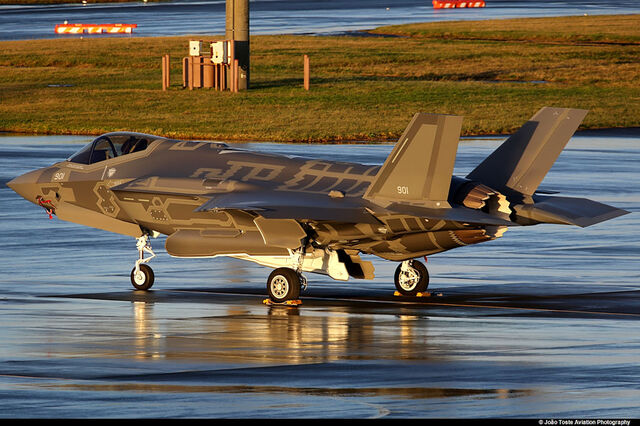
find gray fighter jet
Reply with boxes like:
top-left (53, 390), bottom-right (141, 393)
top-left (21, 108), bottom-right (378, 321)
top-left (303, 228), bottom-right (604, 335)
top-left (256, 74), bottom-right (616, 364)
top-left (7, 107), bottom-right (629, 303)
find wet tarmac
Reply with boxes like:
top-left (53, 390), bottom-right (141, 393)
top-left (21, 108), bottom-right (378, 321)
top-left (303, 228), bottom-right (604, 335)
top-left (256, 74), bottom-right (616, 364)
top-left (1, 0), bottom-right (640, 41)
top-left (0, 131), bottom-right (639, 418)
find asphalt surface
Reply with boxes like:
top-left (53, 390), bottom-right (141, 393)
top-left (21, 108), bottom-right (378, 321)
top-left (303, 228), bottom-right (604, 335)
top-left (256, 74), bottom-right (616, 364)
top-left (0, 132), bottom-right (638, 418)
top-left (1, 0), bottom-right (640, 41)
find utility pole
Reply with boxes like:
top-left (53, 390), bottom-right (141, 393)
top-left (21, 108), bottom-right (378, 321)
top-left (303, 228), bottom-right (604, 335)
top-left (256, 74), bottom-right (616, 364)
top-left (226, 0), bottom-right (249, 90)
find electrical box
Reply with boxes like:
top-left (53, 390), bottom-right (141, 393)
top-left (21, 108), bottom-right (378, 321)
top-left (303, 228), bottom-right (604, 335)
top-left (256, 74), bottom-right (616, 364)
top-left (189, 40), bottom-right (203, 56)
top-left (210, 41), bottom-right (228, 64)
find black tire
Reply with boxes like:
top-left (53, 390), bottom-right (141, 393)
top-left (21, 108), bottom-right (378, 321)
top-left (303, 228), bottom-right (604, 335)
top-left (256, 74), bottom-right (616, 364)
top-left (131, 264), bottom-right (154, 291)
top-left (267, 268), bottom-right (301, 303)
top-left (394, 260), bottom-right (429, 296)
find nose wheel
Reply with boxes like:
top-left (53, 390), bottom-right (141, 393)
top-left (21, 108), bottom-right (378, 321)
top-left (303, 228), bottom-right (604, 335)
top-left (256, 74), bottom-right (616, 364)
top-left (131, 263), bottom-right (155, 290)
top-left (130, 235), bottom-right (156, 291)
top-left (394, 259), bottom-right (429, 296)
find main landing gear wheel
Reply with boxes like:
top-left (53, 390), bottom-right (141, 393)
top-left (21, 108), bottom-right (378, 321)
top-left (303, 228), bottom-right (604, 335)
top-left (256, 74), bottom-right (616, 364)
top-left (267, 268), bottom-right (301, 303)
top-left (394, 260), bottom-right (429, 296)
top-left (131, 263), bottom-right (155, 290)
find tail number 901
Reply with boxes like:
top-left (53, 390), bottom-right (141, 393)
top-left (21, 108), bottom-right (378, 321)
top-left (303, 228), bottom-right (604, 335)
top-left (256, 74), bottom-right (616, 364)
top-left (397, 185), bottom-right (409, 195)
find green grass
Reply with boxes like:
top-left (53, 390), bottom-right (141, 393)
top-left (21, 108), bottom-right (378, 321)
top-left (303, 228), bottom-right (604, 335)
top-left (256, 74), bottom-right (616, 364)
top-left (370, 14), bottom-right (640, 45)
top-left (0, 14), bottom-right (639, 142)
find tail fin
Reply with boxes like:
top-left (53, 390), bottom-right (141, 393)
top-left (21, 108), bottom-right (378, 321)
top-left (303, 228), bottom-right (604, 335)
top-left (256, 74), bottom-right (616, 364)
top-left (467, 107), bottom-right (588, 196)
top-left (364, 113), bottom-right (463, 209)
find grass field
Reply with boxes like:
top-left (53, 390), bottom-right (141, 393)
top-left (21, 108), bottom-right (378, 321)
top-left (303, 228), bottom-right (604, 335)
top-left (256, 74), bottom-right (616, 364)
top-left (0, 14), bottom-right (638, 141)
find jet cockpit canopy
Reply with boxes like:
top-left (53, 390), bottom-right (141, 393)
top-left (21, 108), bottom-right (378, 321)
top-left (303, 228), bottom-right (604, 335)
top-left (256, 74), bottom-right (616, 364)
top-left (68, 132), bottom-right (162, 164)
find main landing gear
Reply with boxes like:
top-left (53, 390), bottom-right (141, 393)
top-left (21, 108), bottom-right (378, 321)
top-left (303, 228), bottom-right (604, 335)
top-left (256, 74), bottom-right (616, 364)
top-left (265, 247), bottom-right (307, 305)
top-left (394, 259), bottom-right (429, 296)
top-left (126, 236), bottom-right (431, 301)
top-left (266, 268), bottom-right (304, 303)
top-left (130, 235), bottom-right (156, 291)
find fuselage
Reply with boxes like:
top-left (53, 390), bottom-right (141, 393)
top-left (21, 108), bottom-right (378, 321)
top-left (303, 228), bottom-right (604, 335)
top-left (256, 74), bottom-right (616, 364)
top-left (8, 132), bottom-right (505, 264)
top-left (8, 108), bottom-right (629, 301)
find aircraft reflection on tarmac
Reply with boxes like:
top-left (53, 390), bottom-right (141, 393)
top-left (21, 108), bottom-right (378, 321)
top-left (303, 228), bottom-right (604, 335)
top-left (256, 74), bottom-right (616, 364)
top-left (51, 283), bottom-right (640, 367)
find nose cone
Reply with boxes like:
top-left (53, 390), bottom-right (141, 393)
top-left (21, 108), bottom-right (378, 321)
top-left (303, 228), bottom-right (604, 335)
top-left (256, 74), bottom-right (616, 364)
top-left (7, 169), bottom-right (43, 204)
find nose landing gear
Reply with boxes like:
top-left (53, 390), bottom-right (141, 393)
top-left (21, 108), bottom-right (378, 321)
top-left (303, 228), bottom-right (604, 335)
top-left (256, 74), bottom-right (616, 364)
top-left (130, 235), bottom-right (156, 290)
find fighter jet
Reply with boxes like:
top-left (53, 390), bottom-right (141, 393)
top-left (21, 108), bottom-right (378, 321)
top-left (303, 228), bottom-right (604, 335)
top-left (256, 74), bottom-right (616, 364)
top-left (7, 107), bottom-right (629, 303)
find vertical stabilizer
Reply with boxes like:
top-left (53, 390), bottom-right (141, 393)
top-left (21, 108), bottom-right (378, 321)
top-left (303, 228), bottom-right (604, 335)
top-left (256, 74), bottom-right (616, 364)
top-left (364, 113), bottom-right (463, 208)
top-left (467, 107), bottom-right (588, 196)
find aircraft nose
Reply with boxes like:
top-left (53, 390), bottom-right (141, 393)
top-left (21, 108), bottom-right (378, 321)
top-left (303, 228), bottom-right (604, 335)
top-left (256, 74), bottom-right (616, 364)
top-left (7, 169), bottom-right (43, 204)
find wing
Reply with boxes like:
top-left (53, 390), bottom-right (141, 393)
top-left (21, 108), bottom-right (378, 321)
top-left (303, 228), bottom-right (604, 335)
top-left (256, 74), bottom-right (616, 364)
top-left (197, 190), bottom-right (514, 227)
top-left (112, 177), bottom-right (513, 227)
top-left (194, 190), bottom-right (381, 224)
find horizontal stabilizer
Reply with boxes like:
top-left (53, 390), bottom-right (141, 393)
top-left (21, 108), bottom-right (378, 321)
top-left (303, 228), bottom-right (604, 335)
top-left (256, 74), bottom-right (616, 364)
top-left (467, 107), bottom-right (588, 196)
top-left (514, 195), bottom-right (630, 227)
top-left (365, 113), bottom-right (463, 208)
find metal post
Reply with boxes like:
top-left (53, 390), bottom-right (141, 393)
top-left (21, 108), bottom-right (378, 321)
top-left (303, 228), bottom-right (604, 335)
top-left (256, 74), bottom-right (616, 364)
top-left (162, 55), bottom-right (167, 91)
top-left (226, 0), bottom-right (249, 90)
top-left (229, 40), bottom-right (235, 92)
top-left (304, 54), bottom-right (310, 91)
top-left (183, 57), bottom-right (188, 88)
top-left (220, 64), bottom-right (226, 91)
top-left (188, 56), bottom-right (194, 90)
top-left (233, 59), bottom-right (239, 93)
top-left (164, 54), bottom-right (170, 90)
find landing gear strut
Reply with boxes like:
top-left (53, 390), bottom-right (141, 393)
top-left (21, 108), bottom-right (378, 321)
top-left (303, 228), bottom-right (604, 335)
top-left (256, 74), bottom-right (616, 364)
top-left (394, 259), bottom-right (429, 296)
top-left (131, 235), bottom-right (156, 290)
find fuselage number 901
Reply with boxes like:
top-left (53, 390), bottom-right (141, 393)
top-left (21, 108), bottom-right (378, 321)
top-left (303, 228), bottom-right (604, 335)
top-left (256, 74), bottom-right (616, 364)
top-left (397, 185), bottom-right (409, 195)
